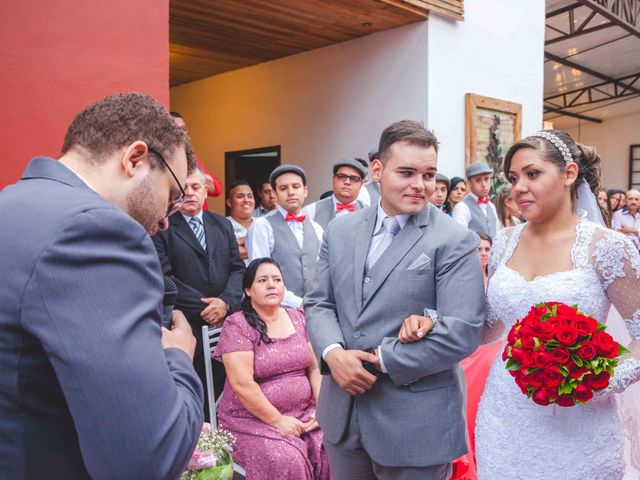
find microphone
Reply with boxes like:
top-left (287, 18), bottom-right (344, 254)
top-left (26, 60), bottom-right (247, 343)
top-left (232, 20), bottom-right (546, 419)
top-left (162, 276), bottom-right (178, 329)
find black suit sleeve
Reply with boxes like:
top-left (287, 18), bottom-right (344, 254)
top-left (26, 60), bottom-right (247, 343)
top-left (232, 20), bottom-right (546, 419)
top-left (152, 230), bottom-right (206, 312)
top-left (217, 218), bottom-right (245, 312)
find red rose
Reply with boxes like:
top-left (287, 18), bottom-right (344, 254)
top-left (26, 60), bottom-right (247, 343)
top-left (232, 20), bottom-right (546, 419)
top-left (510, 347), bottom-right (524, 365)
top-left (543, 366), bottom-right (564, 387)
top-left (543, 385), bottom-right (559, 399)
top-left (591, 331), bottom-right (619, 358)
top-left (556, 394), bottom-right (576, 407)
top-left (520, 334), bottom-right (536, 349)
top-left (567, 362), bottom-right (589, 380)
top-left (502, 345), bottom-right (509, 361)
top-left (535, 304), bottom-right (551, 317)
top-left (574, 383), bottom-right (594, 403)
top-left (526, 371), bottom-right (544, 388)
top-left (507, 327), bottom-right (520, 344)
top-left (514, 372), bottom-right (529, 394)
top-left (548, 302), bottom-right (578, 317)
top-left (550, 347), bottom-right (570, 365)
top-left (555, 326), bottom-right (579, 346)
top-left (534, 350), bottom-right (554, 368)
top-left (532, 388), bottom-right (551, 406)
top-left (586, 371), bottom-right (611, 390)
top-left (573, 315), bottom-right (598, 336)
top-left (521, 348), bottom-right (536, 367)
top-left (537, 319), bottom-right (559, 339)
top-left (577, 341), bottom-right (597, 361)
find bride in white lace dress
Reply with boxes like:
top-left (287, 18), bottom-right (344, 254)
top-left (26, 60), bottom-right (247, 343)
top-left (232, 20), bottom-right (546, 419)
top-left (475, 130), bottom-right (640, 480)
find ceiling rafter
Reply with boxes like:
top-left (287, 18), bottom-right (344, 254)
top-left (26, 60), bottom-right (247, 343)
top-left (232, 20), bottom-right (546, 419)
top-left (545, 51), bottom-right (640, 95)
top-left (545, 2), bottom-right (616, 45)
top-left (577, 0), bottom-right (640, 38)
top-left (544, 70), bottom-right (640, 122)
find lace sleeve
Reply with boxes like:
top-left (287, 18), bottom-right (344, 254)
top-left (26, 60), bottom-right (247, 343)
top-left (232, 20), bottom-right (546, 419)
top-left (488, 227), bottom-right (511, 279)
top-left (591, 227), bottom-right (640, 393)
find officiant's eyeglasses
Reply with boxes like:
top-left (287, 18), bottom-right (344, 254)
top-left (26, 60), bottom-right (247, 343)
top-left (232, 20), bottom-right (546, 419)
top-left (148, 147), bottom-right (186, 218)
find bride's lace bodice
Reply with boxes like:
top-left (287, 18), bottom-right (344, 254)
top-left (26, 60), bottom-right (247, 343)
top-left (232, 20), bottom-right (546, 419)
top-left (486, 217), bottom-right (640, 345)
top-left (476, 218), bottom-right (640, 480)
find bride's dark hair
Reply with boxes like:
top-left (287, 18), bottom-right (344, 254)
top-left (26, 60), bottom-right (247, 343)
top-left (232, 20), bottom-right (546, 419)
top-left (502, 129), bottom-right (603, 208)
top-left (241, 257), bottom-right (283, 344)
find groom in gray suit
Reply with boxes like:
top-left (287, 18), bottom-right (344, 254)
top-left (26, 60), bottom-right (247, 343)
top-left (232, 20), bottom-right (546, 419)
top-left (305, 120), bottom-right (486, 479)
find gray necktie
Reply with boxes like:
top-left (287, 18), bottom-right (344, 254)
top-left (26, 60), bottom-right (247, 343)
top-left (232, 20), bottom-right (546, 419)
top-left (189, 217), bottom-right (207, 251)
top-left (366, 216), bottom-right (400, 271)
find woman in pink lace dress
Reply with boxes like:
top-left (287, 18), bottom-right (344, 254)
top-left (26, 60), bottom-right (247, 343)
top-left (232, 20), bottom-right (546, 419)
top-left (214, 258), bottom-right (332, 480)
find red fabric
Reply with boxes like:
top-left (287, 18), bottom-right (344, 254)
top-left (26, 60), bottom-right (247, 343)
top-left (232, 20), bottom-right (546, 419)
top-left (450, 340), bottom-right (504, 480)
top-left (285, 212), bottom-right (306, 223)
top-left (476, 197), bottom-right (489, 205)
top-left (336, 203), bottom-right (355, 212)
top-left (195, 156), bottom-right (222, 211)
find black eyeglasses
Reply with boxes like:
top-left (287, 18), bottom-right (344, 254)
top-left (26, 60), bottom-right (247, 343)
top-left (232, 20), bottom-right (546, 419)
top-left (148, 147), bottom-right (186, 218)
top-left (335, 173), bottom-right (363, 183)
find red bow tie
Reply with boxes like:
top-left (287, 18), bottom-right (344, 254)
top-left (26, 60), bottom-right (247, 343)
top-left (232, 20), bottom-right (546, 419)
top-left (285, 211), bottom-right (306, 222)
top-left (477, 197), bottom-right (490, 205)
top-left (336, 203), bottom-right (355, 212)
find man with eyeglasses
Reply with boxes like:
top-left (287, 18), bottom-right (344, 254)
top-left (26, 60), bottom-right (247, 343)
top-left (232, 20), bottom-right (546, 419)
top-left (303, 158), bottom-right (367, 229)
top-left (153, 168), bottom-right (245, 421)
top-left (0, 93), bottom-right (204, 479)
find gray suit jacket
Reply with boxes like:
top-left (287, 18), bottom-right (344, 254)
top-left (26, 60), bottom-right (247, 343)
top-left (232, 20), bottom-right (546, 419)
top-left (305, 204), bottom-right (485, 467)
top-left (0, 158), bottom-right (203, 479)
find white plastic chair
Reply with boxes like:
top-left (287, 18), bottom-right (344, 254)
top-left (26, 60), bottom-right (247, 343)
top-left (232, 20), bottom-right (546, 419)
top-left (201, 325), bottom-right (246, 479)
top-left (201, 325), bottom-right (223, 430)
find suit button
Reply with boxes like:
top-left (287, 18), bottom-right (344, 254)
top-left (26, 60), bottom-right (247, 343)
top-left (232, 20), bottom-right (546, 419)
top-left (364, 277), bottom-right (371, 283)
top-left (353, 331), bottom-right (361, 339)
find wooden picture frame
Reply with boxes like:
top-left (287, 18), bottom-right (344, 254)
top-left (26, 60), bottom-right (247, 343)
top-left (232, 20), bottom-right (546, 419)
top-left (465, 93), bottom-right (522, 171)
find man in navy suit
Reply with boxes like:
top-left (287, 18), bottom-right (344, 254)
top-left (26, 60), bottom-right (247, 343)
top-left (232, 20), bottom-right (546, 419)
top-left (153, 168), bottom-right (245, 419)
top-left (0, 93), bottom-right (204, 479)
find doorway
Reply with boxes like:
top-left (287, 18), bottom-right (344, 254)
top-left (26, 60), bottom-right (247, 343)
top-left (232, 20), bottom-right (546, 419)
top-left (225, 146), bottom-right (281, 216)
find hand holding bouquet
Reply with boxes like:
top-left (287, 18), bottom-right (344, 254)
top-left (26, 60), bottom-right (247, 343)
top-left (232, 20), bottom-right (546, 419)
top-left (503, 302), bottom-right (629, 407)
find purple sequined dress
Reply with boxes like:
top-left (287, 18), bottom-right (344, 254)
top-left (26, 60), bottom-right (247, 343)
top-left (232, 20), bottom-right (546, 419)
top-left (213, 308), bottom-right (332, 480)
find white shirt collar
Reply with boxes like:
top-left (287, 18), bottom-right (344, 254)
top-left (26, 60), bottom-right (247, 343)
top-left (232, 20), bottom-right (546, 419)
top-left (64, 164), bottom-right (97, 192)
top-left (332, 195), bottom-right (357, 208)
top-left (276, 204), bottom-right (305, 220)
top-left (181, 210), bottom-right (204, 223)
top-left (373, 200), bottom-right (410, 235)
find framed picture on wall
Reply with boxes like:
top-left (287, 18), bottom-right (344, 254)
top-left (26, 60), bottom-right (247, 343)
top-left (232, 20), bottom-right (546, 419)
top-left (465, 93), bottom-right (522, 196)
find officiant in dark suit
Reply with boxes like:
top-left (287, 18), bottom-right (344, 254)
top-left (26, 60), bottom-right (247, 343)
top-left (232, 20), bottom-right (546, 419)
top-left (153, 168), bottom-right (245, 419)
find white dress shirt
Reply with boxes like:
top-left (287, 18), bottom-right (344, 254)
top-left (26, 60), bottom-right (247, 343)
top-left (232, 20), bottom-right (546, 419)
top-left (452, 192), bottom-right (498, 227)
top-left (303, 195), bottom-right (359, 221)
top-left (181, 210), bottom-right (204, 225)
top-left (245, 205), bottom-right (324, 307)
top-left (612, 208), bottom-right (640, 250)
top-left (226, 216), bottom-right (251, 266)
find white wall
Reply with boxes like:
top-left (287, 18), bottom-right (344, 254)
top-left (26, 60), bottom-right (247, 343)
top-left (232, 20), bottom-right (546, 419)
top-left (171, 0), bottom-right (546, 213)
top-left (171, 23), bottom-right (429, 212)
top-left (563, 111), bottom-right (640, 190)
top-left (426, 0), bottom-right (545, 178)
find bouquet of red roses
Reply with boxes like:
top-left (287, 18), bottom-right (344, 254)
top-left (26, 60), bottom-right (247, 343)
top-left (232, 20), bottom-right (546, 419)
top-left (503, 301), bottom-right (629, 407)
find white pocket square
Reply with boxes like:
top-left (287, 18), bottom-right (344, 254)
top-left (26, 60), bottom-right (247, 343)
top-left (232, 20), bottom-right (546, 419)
top-left (407, 253), bottom-right (433, 270)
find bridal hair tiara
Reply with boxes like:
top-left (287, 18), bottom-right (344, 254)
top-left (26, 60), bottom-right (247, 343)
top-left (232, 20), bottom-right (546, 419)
top-left (532, 130), bottom-right (573, 165)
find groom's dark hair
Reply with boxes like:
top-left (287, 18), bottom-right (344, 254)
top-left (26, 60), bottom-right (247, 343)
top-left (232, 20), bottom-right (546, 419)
top-left (377, 120), bottom-right (439, 165)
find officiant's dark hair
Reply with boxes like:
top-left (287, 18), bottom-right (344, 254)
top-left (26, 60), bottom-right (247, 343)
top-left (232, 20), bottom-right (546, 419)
top-left (241, 257), bottom-right (284, 343)
top-left (378, 120), bottom-right (439, 165)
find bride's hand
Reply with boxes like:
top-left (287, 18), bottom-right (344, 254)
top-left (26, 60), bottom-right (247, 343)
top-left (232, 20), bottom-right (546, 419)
top-left (398, 315), bottom-right (434, 343)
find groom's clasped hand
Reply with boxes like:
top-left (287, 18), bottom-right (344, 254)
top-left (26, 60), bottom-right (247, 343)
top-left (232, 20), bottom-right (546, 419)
top-left (324, 348), bottom-right (379, 395)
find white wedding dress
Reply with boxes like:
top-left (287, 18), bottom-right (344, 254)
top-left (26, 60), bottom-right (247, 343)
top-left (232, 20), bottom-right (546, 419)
top-left (476, 217), bottom-right (640, 480)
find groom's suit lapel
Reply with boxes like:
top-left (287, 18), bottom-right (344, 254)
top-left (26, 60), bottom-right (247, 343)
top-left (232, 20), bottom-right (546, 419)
top-left (353, 206), bottom-right (376, 313)
top-left (360, 206), bottom-right (431, 313)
